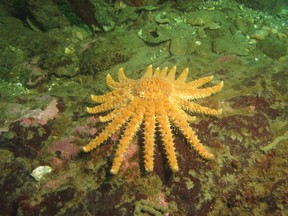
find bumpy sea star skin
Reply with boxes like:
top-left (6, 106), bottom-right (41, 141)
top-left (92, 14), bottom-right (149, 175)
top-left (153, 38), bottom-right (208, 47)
top-left (84, 65), bottom-right (224, 174)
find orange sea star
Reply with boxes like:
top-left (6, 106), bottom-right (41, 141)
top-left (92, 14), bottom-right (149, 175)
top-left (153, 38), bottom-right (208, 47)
top-left (84, 65), bottom-right (223, 174)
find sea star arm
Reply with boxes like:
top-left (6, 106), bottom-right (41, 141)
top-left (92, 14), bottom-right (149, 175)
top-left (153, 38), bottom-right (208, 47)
top-left (153, 67), bottom-right (160, 76)
top-left (86, 96), bottom-right (123, 114)
top-left (175, 105), bottom-right (197, 122)
top-left (166, 66), bottom-right (177, 81)
top-left (178, 99), bottom-right (222, 116)
top-left (168, 105), bottom-right (214, 160)
top-left (156, 101), bottom-right (179, 172)
top-left (187, 75), bottom-right (214, 88)
top-left (90, 90), bottom-right (121, 103)
top-left (99, 109), bottom-right (118, 122)
top-left (178, 81), bottom-right (224, 100)
top-left (83, 107), bottom-right (132, 152)
top-left (143, 103), bottom-right (156, 172)
top-left (106, 74), bottom-right (126, 89)
top-left (175, 68), bottom-right (189, 83)
top-left (143, 65), bottom-right (153, 78)
top-left (118, 67), bottom-right (135, 83)
top-left (159, 67), bottom-right (168, 77)
top-left (110, 103), bottom-right (144, 174)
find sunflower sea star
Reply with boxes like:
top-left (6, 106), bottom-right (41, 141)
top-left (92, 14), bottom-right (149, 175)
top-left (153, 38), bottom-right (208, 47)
top-left (84, 65), bottom-right (223, 174)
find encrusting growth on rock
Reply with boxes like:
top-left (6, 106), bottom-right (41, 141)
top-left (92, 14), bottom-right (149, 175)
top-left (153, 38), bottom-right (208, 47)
top-left (84, 65), bottom-right (223, 174)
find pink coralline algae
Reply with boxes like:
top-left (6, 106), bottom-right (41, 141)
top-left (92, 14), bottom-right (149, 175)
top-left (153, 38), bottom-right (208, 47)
top-left (42, 173), bottom-right (70, 190)
top-left (49, 138), bottom-right (80, 160)
top-left (216, 54), bottom-right (237, 63)
top-left (19, 99), bottom-right (59, 127)
top-left (147, 191), bottom-right (169, 208)
top-left (72, 125), bottom-right (97, 137)
top-left (157, 192), bottom-right (169, 208)
top-left (121, 141), bottom-right (139, 174)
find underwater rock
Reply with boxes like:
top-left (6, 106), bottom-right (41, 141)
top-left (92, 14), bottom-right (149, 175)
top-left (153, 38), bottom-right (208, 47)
top-left (68, 0), bottom-right (114, 31)
top-left (26, 0), bottom-right (71, 31)
top-left (277, 8), bottom-right (288, 18)
top-left (18, 99), bottom-right (59, 127)
top-left (6, 122), bottom-right (51, 159)
top-left (138, 24), bottom-right (171, 44)
top-left (93, 0), bottom-right (114, 31)
top-left (85, 186), bottom-right (124, 215)
top-left (251, 29), bottom-right (270, 40)
top-left (123, 0), bottom-right (145, 7)
top-left (186, 11), bottom-right (212, 26)
top-left (0, 160), bottom-right (35, 216)
top-left (234, 16), bottom-right (255, 35)
top-left (138, 9), bottom-right (193, 46)
top-left (31, 165), bottom-right (53, 181)
top-left (257, 35), bottom-right (287, 59)
top-left (114, 6), bottom-right (139, 24)
top-left (2, 0), bottom-right (73, 31)
top-left (154, 11), bottom-right (171, 24)
top-left (79, 42), bottom-right (130, 75)
top-left (49, 138), bottom-right (80, 160)
top-left (169, 37), bottom-right (188, 55)
top-left (212, 32), bottom-right (249, 55)
top-left (18, 187), bottom-right (76, 215)
top-left (235, 0), bottom-right (286, 14)
top-left (68, 0), bottom-right (98, 28)
top-left (0, 37), bottom-right (27, 83)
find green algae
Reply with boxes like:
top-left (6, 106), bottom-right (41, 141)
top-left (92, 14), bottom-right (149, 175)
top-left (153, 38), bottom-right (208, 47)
top-left (134, 200), bottom-right (167, 216)
top-left (260, 135), bottom-right (288, 152)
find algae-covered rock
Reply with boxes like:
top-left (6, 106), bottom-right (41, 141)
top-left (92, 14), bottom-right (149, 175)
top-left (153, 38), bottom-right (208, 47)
top-left (186, 10), bottom-right (227, 28)
top-left (68, 0), bottom-right (114, 31)
top-left (251, 29), bottom-right (270, 40)
top-left (26, 0), bottom-right (72, 31)
top-left (257, 35), bottom-right (287, 59)
top-left (235, 0), bottom-right (285, 13)
top-left (170, 37), bottom-right (189, 55)
top-left (234, 15), bottom-right (255, 35)
top-left (138, 23), bottom-right (171, 44)
top-left (0, 46), bottom-right (27, 82)
top-left (186, 10), bottom-right (213, 26)
top-left (212, 32), bottom-right (249, 55)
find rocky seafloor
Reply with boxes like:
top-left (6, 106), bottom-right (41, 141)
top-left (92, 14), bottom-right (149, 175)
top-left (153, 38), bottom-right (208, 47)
top-left (0, 0), bottom-right (287, 215)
